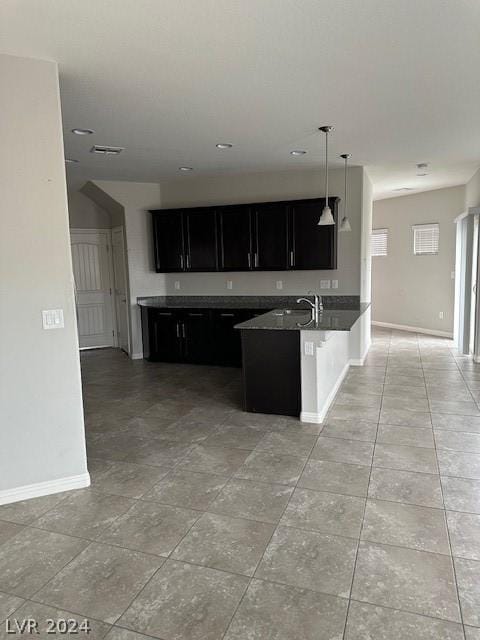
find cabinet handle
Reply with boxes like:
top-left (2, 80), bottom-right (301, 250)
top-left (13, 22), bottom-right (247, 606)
top-left (247, 253), bottom-right (251, 268)
top-left (186, 255), bottom-right (191, 269)
top-left (254, 253), bottom-right (258, 267)
top-left (176, 322), bottom-right (181, 338)
top-left (182, 323), bottom-right (186, 338)
top-left (188, 312), bottom-right (203, 317)
top-left (159, 312), bottom-right (172, 316)
top-left (180, 254), bottom-right (184, 269)
top-left (220, 313), bottom-right (235, 317)
top-left (290, 251), bottom-right (294, 267)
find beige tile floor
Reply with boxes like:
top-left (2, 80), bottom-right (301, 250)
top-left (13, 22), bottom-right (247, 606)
top-left (1, 327), bottom-right (480, 638)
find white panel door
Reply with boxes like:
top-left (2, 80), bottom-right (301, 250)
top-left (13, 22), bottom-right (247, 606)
top-left (112, 226), bottom-right (129, 353)
top-left (71, 230), bottom-right (114, 349)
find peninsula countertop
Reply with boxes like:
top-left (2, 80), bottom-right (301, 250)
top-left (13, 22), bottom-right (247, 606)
top-left (137, 295), bottom-right (361, 310)
top-left (234, 304), bottom-right (370, 332)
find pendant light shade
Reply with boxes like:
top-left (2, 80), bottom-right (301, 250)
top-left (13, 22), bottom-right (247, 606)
top-left (318, 126), bottom-right (335, 226)
top-left (339, 153), bottom-right (352, 232)
top-left (318, 205), bottom-right (335, 226)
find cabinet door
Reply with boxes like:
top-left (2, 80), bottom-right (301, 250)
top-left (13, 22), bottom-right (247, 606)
top-left (213, 310), bottom-right (244, 366)
top-left (217, 205), bottom-right (252, 271)
top-left (152, 210), bottom-right (185, 272)
top-left (148, 310), bottom-right (183, 362)
top-left (252, 202), bottom-right (289, 270)
top-left (289, 198), bottom-right (338, 270)
top-left (182, 311), bottom-right (213, 364)
top-left (184, 208), bottom-right (218, 271)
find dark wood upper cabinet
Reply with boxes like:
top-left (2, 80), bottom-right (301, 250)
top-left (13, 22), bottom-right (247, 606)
top-left (151, 197), bottom-right (338, 273)
top-left (184, 208), bottom-right (218, 271)
top-left (152, 210), bottom-right (185, 272)
top-left (252, 202), bottom-right (289, 270)
top-left (217, 205), bottom-right (252, 271)
top-left (289, 197), bottom-right (338, 270)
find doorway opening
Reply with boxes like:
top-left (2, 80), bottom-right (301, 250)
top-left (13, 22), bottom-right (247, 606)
top-left (71, 227), bottom-right (130, 354)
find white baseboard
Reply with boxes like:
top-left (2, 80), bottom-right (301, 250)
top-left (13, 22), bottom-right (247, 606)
top-left (300, 411), bottom-right (323, 424)
top-left (350, 340), bottom-right (371, 366)
top-left (131, 352), bottom-right (144, 360)
top-left (372, 321), bottom-right (453, 339)
top-left (0, 472), bottom-right (91, 506)
top-left (300, 362), bottom-right (350, 424)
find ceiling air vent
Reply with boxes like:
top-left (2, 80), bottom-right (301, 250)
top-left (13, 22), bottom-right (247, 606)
top-left (90, 145), bottom-right (125, 155)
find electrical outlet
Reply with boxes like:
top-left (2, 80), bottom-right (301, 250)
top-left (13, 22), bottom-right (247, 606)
top-left (174, 281), bottom-right (180, 290)
top-left (276, 280), bottom-right (283, 290)
top-left (320, 280), bottom-right (331, 289)
top-left (439, 311), bottom-right (444, 319)
top-left (226, 280), bottom-right (233, 290)
top-left (304, 341), bottom-right (314, 356)
top-left (331, 279), bottom-right (338, 289)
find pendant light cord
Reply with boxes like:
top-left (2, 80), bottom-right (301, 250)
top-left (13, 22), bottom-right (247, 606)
top-left (344, 155), bottom-right (347, 216)
top-left (325, 130), bottom-right (329, 205)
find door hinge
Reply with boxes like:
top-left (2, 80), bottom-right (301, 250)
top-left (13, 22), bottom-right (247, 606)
top-left (112, 330), bottom-right (115, 336)
top-left (109, 288), bottom-right (112, 295)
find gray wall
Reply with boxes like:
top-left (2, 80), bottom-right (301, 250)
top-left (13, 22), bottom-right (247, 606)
top-left (466, 167), bottom-right (480, 209)
top-left (0, 54), bottom-right (88, 497)
top-left (68, 189), bottom-right (112, 228)
top-left (372, 185), bottom-right (465, 334)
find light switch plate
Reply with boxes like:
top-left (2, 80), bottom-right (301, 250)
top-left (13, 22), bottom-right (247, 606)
top-left (320, 280), bottom-right (331, 289)
top-left (174, 281), bottom-right (181, 290)
top-left (276, 280), bottom-right (283, 290)
top-left (226, 280), bottom-right (233, 290)
top-left (331, 279), bottom-right (338, 289)
top-left (42, 309), bottom-right (64, 330)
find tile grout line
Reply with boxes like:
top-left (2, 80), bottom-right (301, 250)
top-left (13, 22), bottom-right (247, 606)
top-left (219, 410), bottom-right (330, 639)
top-left (421, 334), bottom-right (467, 640)
top-left (340, 325), bottom-right (389, 639)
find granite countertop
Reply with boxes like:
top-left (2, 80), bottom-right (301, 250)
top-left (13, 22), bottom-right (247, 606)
top-left (234, 304), bottom-right (370, 332)
top-left (137, 295), bottom-right (361, 310)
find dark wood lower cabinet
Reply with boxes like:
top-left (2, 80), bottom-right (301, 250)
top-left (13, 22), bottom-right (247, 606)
top-left (240, 329), bottom-right (301, 416)
top-left (182, 311), bottom-right (213, 364)
top-left (141, 307), bottom-right (266, 366)
top-left (143, 309), bottom-right (182, 362)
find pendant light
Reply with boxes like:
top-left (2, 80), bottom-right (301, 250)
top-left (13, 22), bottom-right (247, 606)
top-left (318, 126), bottom-right (335, 226)
top-left (339, 153), bottom-right (352, 232)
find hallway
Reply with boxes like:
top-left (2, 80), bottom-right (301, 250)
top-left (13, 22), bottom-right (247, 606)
top-left (0, 328), bottom-right (480, 639)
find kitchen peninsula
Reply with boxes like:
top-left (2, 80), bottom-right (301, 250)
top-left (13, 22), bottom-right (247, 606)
top-left (236, 304), bottom-right (370, 422)
top-left (139, 295), bottom-right (370, 423)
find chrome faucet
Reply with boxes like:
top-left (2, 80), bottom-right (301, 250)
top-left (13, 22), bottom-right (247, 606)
top-left (296, 292), bottom-right (323, 323)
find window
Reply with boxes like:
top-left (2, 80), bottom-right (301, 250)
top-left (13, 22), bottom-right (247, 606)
top-left (371, 228), bottom-right (388, 256)
top-left (413, 223), bottom-right (439, 255)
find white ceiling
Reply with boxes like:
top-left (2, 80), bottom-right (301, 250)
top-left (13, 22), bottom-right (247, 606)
top-left (1, 0), bottom-right (480, 199)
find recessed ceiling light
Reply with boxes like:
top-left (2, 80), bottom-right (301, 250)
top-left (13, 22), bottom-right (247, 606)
top-left (72, 128), bottom-right (95, 135)
top-left (179, 166), bottom-right (193, 172)
top-left (216, 143), bottom-right (233, 149)
top-left (290, 150), bottom-right (307, 156)
top-left (65, 158), bottom-right (79, 164)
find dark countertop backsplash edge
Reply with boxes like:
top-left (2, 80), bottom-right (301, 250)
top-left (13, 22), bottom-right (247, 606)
top-left (137, 294), bottom-right (361, 310)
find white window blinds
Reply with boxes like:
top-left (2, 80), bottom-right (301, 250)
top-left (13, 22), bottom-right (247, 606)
top-left (371, 228), bottom-right (388, 257)
top-left (413, 223), bottom-right (439, 255)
